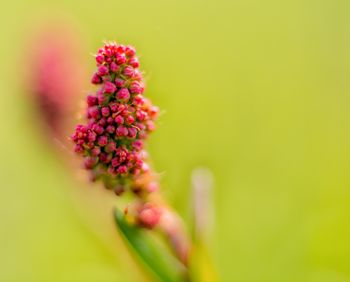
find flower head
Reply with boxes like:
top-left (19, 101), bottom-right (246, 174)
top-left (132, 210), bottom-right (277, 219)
top-left (72, 42), bottom-right (158, 195)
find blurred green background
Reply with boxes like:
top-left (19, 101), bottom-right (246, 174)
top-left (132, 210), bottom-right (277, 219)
top-left (1, 0), bottom-right (350, 281)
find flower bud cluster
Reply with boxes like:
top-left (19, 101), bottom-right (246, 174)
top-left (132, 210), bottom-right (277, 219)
top-left (72, 42), bottom-right (159, 194)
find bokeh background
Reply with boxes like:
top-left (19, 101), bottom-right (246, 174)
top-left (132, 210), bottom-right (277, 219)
top-left (1, 0), bottom-right (350, 281)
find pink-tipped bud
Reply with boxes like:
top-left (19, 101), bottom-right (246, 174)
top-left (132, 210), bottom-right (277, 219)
top-left (123, 66), bottom-right (134, 77)
top-left (101, 106), bottom-right (110, 117)
top-left (116, 54), bottom-right (126, 65)
top-left (91, 73), bottom-right (102, 84)
top-left (116, 125), bottom-right (128, 137)
top-left (115, 78), bottom-right (125, 88)
top-left (104, 81), bottom-right (116, 94)
top-left (110, 62), bottom-right (119, 72)
top-left (87, 95), bottom-right (98, 106)
top-left (129, 57), bottom-right (140, 68)
top-left (96, 54), bottom-right (104, 65)
top-left (91, 147), bottom-right (101, 156)
top-left (106, 125), bottom-right (115, 134)
top-left (132, 140), bottom-right (143, 151)
top-left (97, 135), bottom-right (108, 146)
top-left (84, 157), bottom-right (98, 169)
top-left (138, 205), bottom-right (161, 229)
top-left (117, 165), bottom-right (128, 174)
top-left (117, 88), bottom-right (130, 102)
top-left (129, 81), bottom-right (144, 94)
top-left (88, 106), bottom-right (100, 119)
top-left (92, 124), bottom-right (104, 135)
top-left (126, 115), bottom-right (135, 124)
top-left (97, 65), bottom-right (109, 76)
top-left (133, 95), bottom-right (145, 106)
top-left (115, 115), bottom-right (124, 125)
top-left (128, 127), bottom-right (138, 138)
top-left (125, 45), bottom-right (136, 57)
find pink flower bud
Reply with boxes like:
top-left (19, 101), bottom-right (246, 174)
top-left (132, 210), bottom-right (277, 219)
top-left (95, 54), bottom-right (104, 65)
top-left (88, 106), bottom-right (100, 119)
top-left (91, 147), bottom-right (101, 156)
top-left (84, 157), bottom-right (98, 169)
top-left (104, 81), bottom-right (116, 94)
top-left (117, 88), bottom-right (130, 102)
top-left (126, 115), bottom-right (135, 124)
top-left (115, 115), bottom-right (124, 125)
top-left (97, 135), bottom-right (108, 146)
top-left (92, 123), bottom-right (104, 135)
top-left (129, 57), bottom-right (140, 68)
top-left (115, 78), bottom-right (125, 87)
top-left (125, 45), bottom-right (136, 57)
top-left (116, 125), bottom-right (128, 137)
top-left (117, 165), bottom-right (128, 174)
top-left (128, 127), bottom-right (137, 138)
top-left (106, 125), bottom-right (115, 134)
top-left (87, 95), bottom-right (98, 106)
top-left (123, 66), bottom-right (134, 77)
top-left (110, 62), bottom-right (119, 72)
top-left (91, 73), bottom-right (102, 84)
top-left (101, 106), bottom-right (110, 117)
top-left (116, 54), bottom-right (126, 65)
top-left (97, 65), bottom-right (109, 76)
top-left (129, 81), bottom-right (144, 94)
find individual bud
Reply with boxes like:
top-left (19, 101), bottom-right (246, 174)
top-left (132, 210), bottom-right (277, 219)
top-left (128, 127), bottom-right (138, 138)
top-left (84, 156), bottom-right (98, 169)
top-left (115, 78), bottom-right (125, 87)
top-left (126, 115), bottom-right (135, 124)
top-left (107, 117), bottom-right (114, 124)
top-left (138, 204), bottom-right (161, 229)
top-left (110, 62), bottom-right (119, 72)
top-left (99, 117), bottom-right (107, 126)
top-left (74, 144), bottom-right (84, 154)
top-left (97, 135), bottom-right (108, 146)
top-left (117, 165), bottom-right (128, 174)
top-left (146, 120), bottom-right (155, 131)
top-left (129, 81), bottom-right (144, 94)
top-left (149, 106), bottom-right (159, 119)
top-left (91, 73), bottom-right (102, 84)
top-left (87, 131), bottom-right (97, 142)
top-left (95, 54), bottom-right (104, 65)
top-left (136, 110), bottom-right (147, 121)
top-left (129, 57), bottom-right (140, 68)
top-left (111, 158), bottom-right (120, 167)
top-left (133, 95), bottom-right (145, 106)
top-left (88, 106), bottom-right (100, 119)
top-left (115, 115), bottom-right (124, 125)
top-left (123, 66), bottom-right (134, 77)
top-left (117, 88), bottom-right (130, 101)
top-left (91, 147), bottom-right (101, 156)
top-left (132, 140), bottom-right (143, 151)
top-left (133, 69), bottom-right (143, 80)
top-left (92, 123), bottom-right (104, 135)
top-left (99, 152), bottom-right (112, 164)
top-left (106, 125), bottom-right (115, 134)
top-left (101, 106), bottom-right (110, 117)
top-left (109, 102), bottom-right (119, 112)
top-left (104, 81), bottom-right (116, 94)
top-left (125, 45), bottom-right (136, 57)
top-left (116, 125), bottom-right (128, 137)
top-left (97, 65), bottom-right (109, 76)
top-left (87, 95), bottom-right (98, 106)
top-left (116, 53), bottom-right (126, 65)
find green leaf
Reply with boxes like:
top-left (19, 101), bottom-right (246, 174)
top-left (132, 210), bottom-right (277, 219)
top-left (114, 209), bottom-right (188, 282)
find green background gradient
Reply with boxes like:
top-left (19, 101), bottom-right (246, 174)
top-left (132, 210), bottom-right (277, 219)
top-left (1, 0), bottom-right (350, 281)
